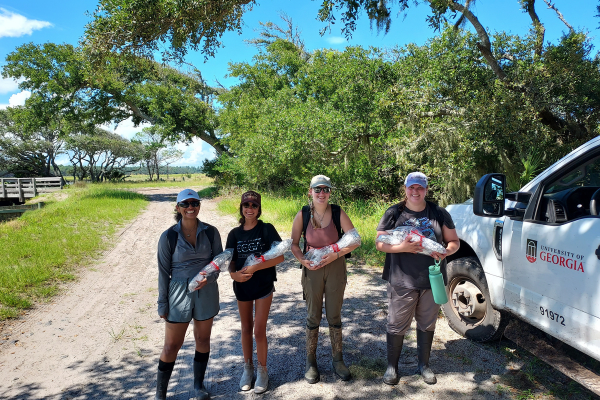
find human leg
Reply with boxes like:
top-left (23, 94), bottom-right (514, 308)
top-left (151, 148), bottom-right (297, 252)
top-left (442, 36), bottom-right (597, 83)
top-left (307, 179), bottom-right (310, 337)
top-left (302, 267), bottom-right (325, 383)
top-left (414, 289), bottom-right (440, 384)
top-left (254, 293), bottom-right (273, 394)
top-left (192, 318), bottom-right (214, 400)
top-left (323, 258), bottom-right (350, 381)
top-left (237, 300), bottom-right (255, 391)
top-left (156, 322), bottom-right (189, 400)
top-left (384, 285), bottom-right (420, 385)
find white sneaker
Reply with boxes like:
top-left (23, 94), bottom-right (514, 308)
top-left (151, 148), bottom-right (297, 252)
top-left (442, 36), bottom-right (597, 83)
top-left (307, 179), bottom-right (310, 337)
top-left (254, 362), bottom-right (268, 394)
top-left (239, 360), bottom-right (254, 391)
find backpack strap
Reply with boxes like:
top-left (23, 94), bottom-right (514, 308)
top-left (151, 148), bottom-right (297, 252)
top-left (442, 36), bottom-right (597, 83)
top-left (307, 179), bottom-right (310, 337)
top-left (168, 222), bottom-right (215, 257)
top-left (331, 204), bottom-right (342, 239)
top-left (167, 226), bottom-right (178, 256)
top-left (301, 205), bottom-right (311, 253)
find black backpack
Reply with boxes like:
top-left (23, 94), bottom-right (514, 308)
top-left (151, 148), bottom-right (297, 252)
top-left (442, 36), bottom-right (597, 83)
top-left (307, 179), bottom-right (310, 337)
top-left (301, 204), bottom-right (351, 258)
top-left (166, 223), bottom-right (216, 256)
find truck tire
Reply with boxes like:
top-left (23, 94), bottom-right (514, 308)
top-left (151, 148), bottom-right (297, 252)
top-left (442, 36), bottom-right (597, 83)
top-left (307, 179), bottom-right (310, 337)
top-left (441, 256), bottom-right (509, 342)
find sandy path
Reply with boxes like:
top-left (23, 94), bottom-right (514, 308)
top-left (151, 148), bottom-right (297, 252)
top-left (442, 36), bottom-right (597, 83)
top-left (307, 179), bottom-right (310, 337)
top-left (0, 188), bottom-right (511, 400)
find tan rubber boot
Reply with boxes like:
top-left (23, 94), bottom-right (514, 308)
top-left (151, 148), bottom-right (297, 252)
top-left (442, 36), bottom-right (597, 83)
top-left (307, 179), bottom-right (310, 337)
top-left (305, 327), bottom-right (320, 384)
top-left (239, 360), bottom-right (254, 391)
top-left (329, 326), bottom-right (351, 381)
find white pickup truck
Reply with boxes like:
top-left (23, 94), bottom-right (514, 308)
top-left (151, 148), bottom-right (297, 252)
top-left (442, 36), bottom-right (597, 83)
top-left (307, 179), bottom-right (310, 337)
top-left (444, 136), bottom-right (600, 362)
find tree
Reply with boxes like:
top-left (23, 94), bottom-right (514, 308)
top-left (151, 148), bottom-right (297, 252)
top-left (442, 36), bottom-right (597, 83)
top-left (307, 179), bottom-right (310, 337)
top-left (316, 0), bottom-right (600, 146)
top-left (85, 0), bottom-right (255, 62)
top-left (65, 128), bottom-right (144, 182)
top-left (2, 43), bottom-right (226, 155)
top-left (0, 107), bottom-right (65, 179)
top-left (133, 127), bottom-right (184, 181)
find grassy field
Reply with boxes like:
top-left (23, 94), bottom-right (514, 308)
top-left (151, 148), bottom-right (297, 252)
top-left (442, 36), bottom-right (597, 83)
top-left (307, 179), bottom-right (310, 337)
top-left (0, 186), bottom-right (148, 320)
top-left (63, 174), bottom-right (213, 189)
top-left (217, 191), bottom-right (390, 264)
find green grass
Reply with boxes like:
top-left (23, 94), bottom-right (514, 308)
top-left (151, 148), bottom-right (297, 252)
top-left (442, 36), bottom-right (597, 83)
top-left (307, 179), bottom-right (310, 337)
top-left (217, 191), bottom-right (390, 264)
top-left (0, 186), bottom-right (147, 320)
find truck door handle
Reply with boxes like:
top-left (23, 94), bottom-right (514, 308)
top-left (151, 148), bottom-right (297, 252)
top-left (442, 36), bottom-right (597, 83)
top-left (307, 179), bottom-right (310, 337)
top-left (493, 220), bottom-right (503, 261)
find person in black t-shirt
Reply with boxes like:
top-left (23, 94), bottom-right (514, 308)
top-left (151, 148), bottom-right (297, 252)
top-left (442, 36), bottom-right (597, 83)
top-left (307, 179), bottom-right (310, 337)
top-left (376, 172), bottom-right (460, 386)
top-left (225, 191), bottom-right (283, 394)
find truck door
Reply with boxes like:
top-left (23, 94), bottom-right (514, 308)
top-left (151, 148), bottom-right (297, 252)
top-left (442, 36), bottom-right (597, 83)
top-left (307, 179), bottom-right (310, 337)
top-left (503, 153), bottom-right (600, 359)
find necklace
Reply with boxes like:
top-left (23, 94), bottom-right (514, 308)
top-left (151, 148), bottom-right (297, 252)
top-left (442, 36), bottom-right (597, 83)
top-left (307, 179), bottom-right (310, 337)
top-left (313, 205), bottom-right (328, 226)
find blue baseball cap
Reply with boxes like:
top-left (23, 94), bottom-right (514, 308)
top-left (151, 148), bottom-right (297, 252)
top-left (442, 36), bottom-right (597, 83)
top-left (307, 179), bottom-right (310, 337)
top-left (404, 172), bottom-right (428, 188)
top-left (176, 189), bottom-right (201, 203)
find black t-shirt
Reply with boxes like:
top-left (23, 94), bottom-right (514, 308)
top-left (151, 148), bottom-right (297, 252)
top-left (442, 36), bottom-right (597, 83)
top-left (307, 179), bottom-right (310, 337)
top-left (225, 221), bottom-right (282, 301)
top-left (376, 202), bottom-right (455, 289)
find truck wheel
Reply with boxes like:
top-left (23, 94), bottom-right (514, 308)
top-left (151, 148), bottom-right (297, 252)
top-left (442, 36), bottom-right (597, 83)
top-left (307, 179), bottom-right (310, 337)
top-left (441, 256), bottom-right (509, 342)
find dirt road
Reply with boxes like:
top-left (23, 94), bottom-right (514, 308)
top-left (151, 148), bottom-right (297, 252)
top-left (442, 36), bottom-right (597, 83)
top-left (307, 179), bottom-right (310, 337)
top-left (0, 188), bottom-right (529, 399)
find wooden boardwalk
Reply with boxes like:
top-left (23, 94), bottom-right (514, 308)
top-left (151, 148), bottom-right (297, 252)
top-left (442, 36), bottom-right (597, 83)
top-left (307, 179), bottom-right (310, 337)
top-left (0, 177), bottom-right (63, 202)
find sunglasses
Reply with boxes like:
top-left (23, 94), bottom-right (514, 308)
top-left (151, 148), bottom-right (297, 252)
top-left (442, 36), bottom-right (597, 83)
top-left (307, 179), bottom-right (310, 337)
top-left (178, 201), bottom-right (200, 208)
top-left (242, 203), bottom-right (259, 209)
top-left (313, 187), bottom-right (331, 194)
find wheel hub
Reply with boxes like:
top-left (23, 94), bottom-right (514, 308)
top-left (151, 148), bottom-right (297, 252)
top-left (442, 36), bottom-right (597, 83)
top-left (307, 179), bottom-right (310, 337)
top-left (451, 281), bottom-right (486, 320)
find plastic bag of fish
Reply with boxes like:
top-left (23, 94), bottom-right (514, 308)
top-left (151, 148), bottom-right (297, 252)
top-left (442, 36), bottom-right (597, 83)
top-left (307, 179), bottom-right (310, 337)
top-left (188, 249), bottom-right (234, 292)
top-left (376, 226), bottom-right (446, 256)
top-left (304, 228), bottom-right (361, 265)
top-left (243, 239), bottom-right (292, 268)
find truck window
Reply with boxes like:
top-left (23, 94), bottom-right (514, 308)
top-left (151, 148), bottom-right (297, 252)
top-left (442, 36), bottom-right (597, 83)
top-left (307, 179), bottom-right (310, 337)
top-left (538, 154), bottom-right (600, 223)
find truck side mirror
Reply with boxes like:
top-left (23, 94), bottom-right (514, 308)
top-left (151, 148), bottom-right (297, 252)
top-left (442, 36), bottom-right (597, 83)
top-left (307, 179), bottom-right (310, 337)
top-left (474, 173), bottom-right (506, 217)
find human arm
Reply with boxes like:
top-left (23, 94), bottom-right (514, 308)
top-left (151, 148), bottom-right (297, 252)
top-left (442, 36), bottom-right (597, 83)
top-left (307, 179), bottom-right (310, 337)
top-left (291, 211), bottom-right (315, 269)
top-left (157, 230), bottom-right (172, 318)
top-left (243, 223), bottom-right (285, 273)
top-left (229, 260), bottom-right (254, 282)
top-left (431, 225), bottom-right (460, 261)
top-left (243, 255), bottom-right (285, 274)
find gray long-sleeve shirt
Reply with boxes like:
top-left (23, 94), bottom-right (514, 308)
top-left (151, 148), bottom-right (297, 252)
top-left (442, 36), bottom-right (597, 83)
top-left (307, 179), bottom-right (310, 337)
top-left (157, 220), bottom-right (223, 316)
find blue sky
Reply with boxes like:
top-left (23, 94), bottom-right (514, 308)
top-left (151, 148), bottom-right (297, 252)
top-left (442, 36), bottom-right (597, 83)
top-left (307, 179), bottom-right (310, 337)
top-left (0, 0), bottom-right (598, 166)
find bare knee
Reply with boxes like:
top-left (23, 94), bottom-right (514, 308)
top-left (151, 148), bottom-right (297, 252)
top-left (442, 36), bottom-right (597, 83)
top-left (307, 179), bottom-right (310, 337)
top-left (163, 341), bottom-right (183, 357)
top-left (254, 324), bottom-right (267, 341)
top-left (241, 321), bottom-right (254, 336)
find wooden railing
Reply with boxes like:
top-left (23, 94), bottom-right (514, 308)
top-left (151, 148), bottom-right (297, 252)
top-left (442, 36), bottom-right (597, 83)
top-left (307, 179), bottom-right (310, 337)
top-left (0, 177), bottom-right (63, 201)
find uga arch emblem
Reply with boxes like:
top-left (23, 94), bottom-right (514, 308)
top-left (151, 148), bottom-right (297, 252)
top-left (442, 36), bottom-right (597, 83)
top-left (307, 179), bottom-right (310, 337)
top-left (526, 239), bottom-right (537, 263)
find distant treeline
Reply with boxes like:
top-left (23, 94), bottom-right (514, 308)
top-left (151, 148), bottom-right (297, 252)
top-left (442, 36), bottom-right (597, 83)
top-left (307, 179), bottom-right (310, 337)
top-left (57, 165), bottom-right (203, 177)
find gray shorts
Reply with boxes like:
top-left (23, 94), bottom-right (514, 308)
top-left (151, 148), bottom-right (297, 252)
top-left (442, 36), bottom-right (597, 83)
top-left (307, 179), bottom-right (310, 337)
top-left (166, 278), bottom-right (220, 323)
top-left (387, 283), bottom-right (439, 335)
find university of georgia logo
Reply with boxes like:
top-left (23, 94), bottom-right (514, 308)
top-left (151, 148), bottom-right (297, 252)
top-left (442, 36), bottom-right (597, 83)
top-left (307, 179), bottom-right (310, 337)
top-left (526, 239), bottom-right (537, 263)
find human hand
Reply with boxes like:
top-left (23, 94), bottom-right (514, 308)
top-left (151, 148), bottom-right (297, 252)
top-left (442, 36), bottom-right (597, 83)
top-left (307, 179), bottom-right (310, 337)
top-left (230, 269), bottom-right (253, 283)
top-left (191, 272), bottom-right (208, 291)
top-left (313, 252), bottom-right (338, 269)
top-left (430, 251), bottom-right (446, 261)
top-left (299, 258), bottom-right (317, 270)
top-left (398, 236), bottom-right (423, 254)
top-left (159, 313), bottom-right (168, 320)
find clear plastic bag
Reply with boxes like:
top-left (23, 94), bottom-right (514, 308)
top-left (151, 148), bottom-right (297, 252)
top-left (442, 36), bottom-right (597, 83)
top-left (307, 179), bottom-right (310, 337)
top-left (304, 228), bottom-right (361, 264)
top-left (188, 249), bottom-right (233, 292)
top-left (243, 239), bottom-right (292, 268)
top-left (376, 226), bottom-right (446, 256)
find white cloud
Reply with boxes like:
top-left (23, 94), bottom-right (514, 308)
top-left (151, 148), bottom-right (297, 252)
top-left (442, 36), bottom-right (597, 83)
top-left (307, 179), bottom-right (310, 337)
top-left (0, 104), bottom-right (9, 110)
top-left (0, 77), bottom-right (21, 94)
top-left (173, 138), bottom-right (217, 167)
top-left (0, 8), bottom-right (52, 38)
top-left (101, 117), bottom-right (151, 139)
top-left (326, 36), bottom-right (346, 45)
top-left (8, 90), bottom-right (30, 106)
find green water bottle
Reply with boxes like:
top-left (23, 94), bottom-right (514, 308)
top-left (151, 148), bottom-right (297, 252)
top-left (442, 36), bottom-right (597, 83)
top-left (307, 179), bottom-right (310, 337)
top-left (429, 260), bottom-right (448, 305)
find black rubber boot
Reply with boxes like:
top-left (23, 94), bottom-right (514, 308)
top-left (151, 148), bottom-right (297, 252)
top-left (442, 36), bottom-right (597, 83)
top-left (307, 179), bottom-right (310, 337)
top-left (417, 329), bottom-right (437, 384)
top-left (330, 327), bottom-right (351, 381)
top-left (305, 327), bottom-right (320, 384)
top-left (193, 360), bottom-right (210, 400)
top-left (383, 333), bottom-right (404, 385)
top-left (155, 368), bottom-right (172, 400)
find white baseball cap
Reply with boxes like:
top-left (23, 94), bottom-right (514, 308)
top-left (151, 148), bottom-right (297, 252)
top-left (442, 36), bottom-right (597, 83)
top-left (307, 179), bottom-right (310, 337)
top-left (176, 189), bottom-right (201, 203)
top-left (404, 172), bottom-right (428, 188)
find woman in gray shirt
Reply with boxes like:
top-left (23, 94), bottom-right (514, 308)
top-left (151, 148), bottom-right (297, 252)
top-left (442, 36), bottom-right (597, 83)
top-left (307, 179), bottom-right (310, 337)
top-left (154, 189), bottom-right (223, 400)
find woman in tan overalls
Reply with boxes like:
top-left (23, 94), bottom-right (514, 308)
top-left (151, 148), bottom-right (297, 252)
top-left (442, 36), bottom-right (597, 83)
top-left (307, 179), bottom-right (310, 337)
top-left (290, 175), bottom-right (360, 384)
